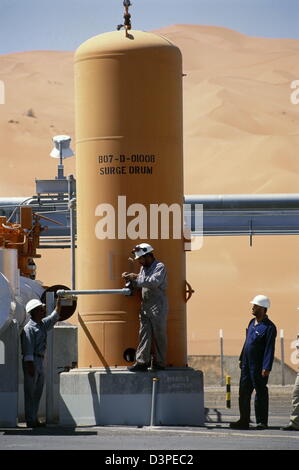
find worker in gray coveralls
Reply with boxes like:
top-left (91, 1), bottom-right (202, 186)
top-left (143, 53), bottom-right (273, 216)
top-left (281, 329), bottom-right (299, 431)
top-left (122, 243), bottom-right (168, 372)
top-left (21, 297), bottom-right (61, 428)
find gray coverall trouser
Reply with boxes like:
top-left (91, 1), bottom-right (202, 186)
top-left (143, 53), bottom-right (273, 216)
top-left (135, 298), bottom-right (168, 366)
top-left (134, 260), bottom-right (168, 367)
top-left (22, 356), bottom-right (45, 425)
top-left (289, 372), bottom-right (299, 429)
top-left (21, 309), bottom-right (59, 425)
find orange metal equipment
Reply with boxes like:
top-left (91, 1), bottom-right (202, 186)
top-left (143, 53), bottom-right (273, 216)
top-left (0, 207), bottom-right (42, 278)
top-left (75, 30), bottom-right (187, 367)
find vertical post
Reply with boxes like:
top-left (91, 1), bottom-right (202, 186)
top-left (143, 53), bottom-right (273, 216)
top-left (220, 329), bottom-right (224, 386)
top-left (280, 329), bottom-right (285, 386)
top-left (68, 175), bottom-right (76, 290)
top-left (249, 219), bottom-right (253, 247)
top-left (150, 377), bottom-right (159, 427)
top-left (0, 340), bottom-right (4, 365)
top-left (226, 375), bottom-right (231, 408)
top-left (46, 291), bottom-right (55, 424)
top-left (57, 142), bottom-right (64, 179)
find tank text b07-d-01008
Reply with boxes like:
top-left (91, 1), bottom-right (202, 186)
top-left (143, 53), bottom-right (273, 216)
top-left (98, 154), bottom-right (156, 163)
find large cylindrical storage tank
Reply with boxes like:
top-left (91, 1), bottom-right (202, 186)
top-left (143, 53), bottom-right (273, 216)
top-left (75, 30), bottom-right (187, 367)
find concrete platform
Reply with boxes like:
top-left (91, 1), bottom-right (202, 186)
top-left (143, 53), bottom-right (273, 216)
top-left (59, 367), bottom-right (204, 427)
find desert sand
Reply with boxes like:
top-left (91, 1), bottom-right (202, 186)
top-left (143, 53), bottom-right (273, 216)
top-left (0, 25), bottom-right (298, 368)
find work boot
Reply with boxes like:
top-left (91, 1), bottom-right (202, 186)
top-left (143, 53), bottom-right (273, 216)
top-left (256, 423), bottom-right (268, 430)
top-left (229, 420), bottom-right (249, 430)
top-left (26, 420), bottom-right (46, 428)
top-left (281, 424), bottom-right (299, 431)
top-left (127, 362), bottom-right (148, 372)
top-left (26, 421), bottom-right (37, 428)
top-left (36, 420), bottom-right (46, 428)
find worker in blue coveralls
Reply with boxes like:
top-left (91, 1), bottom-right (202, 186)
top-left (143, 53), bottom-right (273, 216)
top-left (122, 243), bottom-right (168, 372)
top-left (21, 297), bottom-right (61, 428)
top-left (230, 295), bottom-right (277, 430)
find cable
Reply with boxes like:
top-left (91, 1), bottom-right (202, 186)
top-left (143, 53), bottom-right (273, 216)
top-left (6, 197), bottom-right (34, 223)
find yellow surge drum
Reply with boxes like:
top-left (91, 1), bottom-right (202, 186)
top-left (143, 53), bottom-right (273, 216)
top-left (75, 30), bottom-right (187, 367)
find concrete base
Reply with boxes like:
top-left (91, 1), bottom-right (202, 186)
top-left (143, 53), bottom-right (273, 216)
top-left (59, 367), bottom-right (204, 427)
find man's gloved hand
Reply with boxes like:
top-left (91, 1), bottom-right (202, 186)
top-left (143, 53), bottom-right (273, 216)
top-left (122, 272), bottom-right (138, 281)
top-left (262, 369), bottom-right (270, 377)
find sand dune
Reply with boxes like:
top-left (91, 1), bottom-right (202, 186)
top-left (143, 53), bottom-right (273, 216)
top-left (0, 25), bottom-right (299, 370)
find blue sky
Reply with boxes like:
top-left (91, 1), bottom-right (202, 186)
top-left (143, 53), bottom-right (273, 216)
top-left (0, 0), bottom-right (298, 54)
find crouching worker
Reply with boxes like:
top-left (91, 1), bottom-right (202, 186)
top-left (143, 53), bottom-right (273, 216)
top-left (122, 243), bottom-right (168, 372)
top-left (21, 297), bottom-right (61, 428)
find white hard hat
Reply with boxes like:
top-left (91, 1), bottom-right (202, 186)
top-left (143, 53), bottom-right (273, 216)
top-left (25, 299), bottom-right (45, 314)
top-left (132, 243), bottom-right (154, 260)
top-left (250, 295), bottom-right (270, 309)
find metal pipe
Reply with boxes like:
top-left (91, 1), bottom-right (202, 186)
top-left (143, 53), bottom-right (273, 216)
top-left (45, 291), bottom-right (55, 424)
top-left (30, 198), bottom-right (69, 203)
top-left (150, 377), bottom-right (159, 427)
top-left (35, 210), bottom-right (70, 214)
top-left (56, 288), bottom-right (132, 296)
top-left (38, 245), bottom-right (74, 249)
top-left (280, 329), bottom-right (285, 386)
top-left (68, 175), bottom-right (76, 290)
top-left (39, 239), bottom-right (74, 243)
top-left (219, 329), bottom-right (224, 386)
top-left (185, 193), bottom-right (299, 210)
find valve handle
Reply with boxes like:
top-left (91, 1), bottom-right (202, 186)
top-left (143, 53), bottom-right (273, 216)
top-left (185, 281), bottom-right (195, 302)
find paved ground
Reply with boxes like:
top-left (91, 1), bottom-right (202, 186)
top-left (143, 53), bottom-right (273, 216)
top-left (1, 386), bottom-right (298, 454)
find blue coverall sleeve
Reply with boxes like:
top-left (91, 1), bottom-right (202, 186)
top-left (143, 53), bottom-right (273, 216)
top-left (239, 346), bottom-right (244, 363)
top-left (239, 321), bottom-right (252, 362)
top-left (21, 327), bottom-right (35, 360)
top-left (136, 263), bottom-right (167, 289)
top-left (42, 310), bottom-right (60, 331)
top-left (262, 324), bottom-right (277, 371)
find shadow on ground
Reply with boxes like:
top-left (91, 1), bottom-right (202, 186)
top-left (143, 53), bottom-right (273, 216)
top-left (1, 426), bottom-right (98, 436)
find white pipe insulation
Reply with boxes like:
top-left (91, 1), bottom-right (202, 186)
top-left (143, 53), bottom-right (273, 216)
top-left (0, 248), bottom-right (45, 335)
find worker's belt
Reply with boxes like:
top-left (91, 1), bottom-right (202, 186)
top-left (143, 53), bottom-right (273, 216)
top-left (34, 354), bottom-right (44, 359)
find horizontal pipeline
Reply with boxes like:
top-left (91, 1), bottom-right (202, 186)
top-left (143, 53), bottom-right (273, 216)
top-left (56, 288), bottom-right (131, 296)
top-left (185, 194), bottom-right (299, 210)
